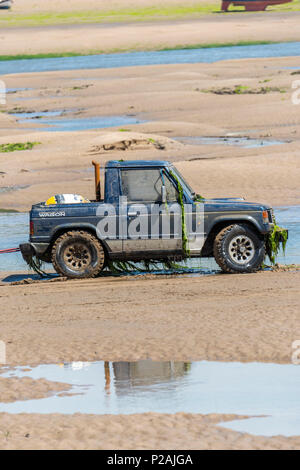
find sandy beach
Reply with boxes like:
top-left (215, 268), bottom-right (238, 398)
top-left (0, 0), bottom-right (300, 451)
top-left (1, 12), bottom-right (300, 56)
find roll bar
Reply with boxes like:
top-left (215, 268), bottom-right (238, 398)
top-left (92, 161), bottom-right (101, 201)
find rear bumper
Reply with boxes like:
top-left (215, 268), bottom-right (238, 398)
top-left (19, 243), bottom-right (35, 263)
top-left (19, 243), bottom-right (49, 262)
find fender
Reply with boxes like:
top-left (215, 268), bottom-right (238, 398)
top-left (50, 223), bottom-right (121, 255)
top-left (209, 213), bottom-right (268, 235)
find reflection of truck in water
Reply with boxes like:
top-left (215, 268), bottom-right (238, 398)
top-left (20, 160), bottom-right (278, 278)
top-left (112, 361), bottom-right (190, 387)
top-left (105, 361), bottom-right (190, 395)
top-left (0, 1), bottom-right (12, 9)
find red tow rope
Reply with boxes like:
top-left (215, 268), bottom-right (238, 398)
top-left (0, 247), bottom-right (20, 254)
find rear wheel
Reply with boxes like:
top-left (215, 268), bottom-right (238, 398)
top-left (213, 224), bottom-right (265, 273)
top-left (51, 230), bottom-right (105, 279)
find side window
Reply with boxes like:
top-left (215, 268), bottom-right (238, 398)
top-left (121, 169), bottom-right (178, 203)
top-left (164, 173), bottom-right (179, 202)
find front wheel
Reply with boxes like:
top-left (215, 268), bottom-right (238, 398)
top-left (51, 230), bottom-right (105, 279)
top-left (213, 224), bottom-right (265, 274)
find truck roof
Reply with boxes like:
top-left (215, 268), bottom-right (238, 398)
top-left (106, 160), bottom-right (172, 169)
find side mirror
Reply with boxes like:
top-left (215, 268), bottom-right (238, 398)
top-left (161, 185), bottom-right (167, 203)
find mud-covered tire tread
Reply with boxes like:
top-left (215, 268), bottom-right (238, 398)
top-left (213, 224), bottom-right (265, 274)
top-left (51, 230), bottom-right (105, 279)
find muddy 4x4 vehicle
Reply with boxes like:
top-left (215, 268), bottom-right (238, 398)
top-left (20, 160), bottom-right (284, 279)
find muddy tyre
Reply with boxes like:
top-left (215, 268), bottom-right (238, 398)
top-left (213, 224), bottom-right (265, 274)
top-left (51, 230), bottom-right (105, 279)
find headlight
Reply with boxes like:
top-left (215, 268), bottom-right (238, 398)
top-left (262, 210), bottom-right (269, 224)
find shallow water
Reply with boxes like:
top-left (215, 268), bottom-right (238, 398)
top-left (0, 185), bottom-right (29, 195)
top-left (1, 42), bottom-right (300, 75)
top-left (14, 110), bottom-right (63, 120)
top-left (175, 136), bottom-right (287, 149)
top-left (275, 206), bottom-right (300, 265)
top-left (7, 88), bottom-right (32, 94)
top-left (0, 206), bottom-right (298, 273)
top-left (0, 212), bottom-right (29, 272)
top-left (16, 114), bottom-right (145, 132)
top-left (0, 360), bottom-right (300, 437)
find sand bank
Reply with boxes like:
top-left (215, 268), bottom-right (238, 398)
top-left (1, 412), bottom-right (300, 450)
top-left (1, 12), bottom-right (300, 56)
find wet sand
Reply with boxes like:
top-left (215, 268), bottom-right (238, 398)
top-left (0, 377), bottom-right (71, 403)
top-left (0, 270), bottom-right (300, 449)
top-left (1, 412), bottom-right (300, 450)
top-left (1, 271), bottom-right (299, 366)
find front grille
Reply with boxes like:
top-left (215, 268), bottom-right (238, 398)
top-left (268, 209), bottom-right (275, 224)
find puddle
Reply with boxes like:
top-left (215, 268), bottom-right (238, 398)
top-left (0, 185), bottom-right (29, 195)
top-left (0, 273), bottom-right (57, 283)
top-left (13, 97), bottom-right (38, 101)
top-left (6, 88), bottom-right (33, 94)
top-left (15, 114), bottom-right (145, 132)
top-left (175, 136), bottom-right (287, 149)
top-left (1, 42), bottom-right (300, 75)
top-left (14, 110), bottom-right (63, 121)
top-left (0, 360), bottom-right (300, 437)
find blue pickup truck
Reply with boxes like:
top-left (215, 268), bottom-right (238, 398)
top-left (20, 160), bottom-right (277, 278)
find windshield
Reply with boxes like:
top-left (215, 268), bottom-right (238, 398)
top-left (169, 166), bottom-right (195, 199)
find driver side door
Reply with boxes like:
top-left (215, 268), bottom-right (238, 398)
top-left (120, 168), bottom-right (182, 257)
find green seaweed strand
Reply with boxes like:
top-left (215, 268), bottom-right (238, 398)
top-left (194, 194), bottom-right (205, 202)
top-left (266, 217), bottom-right (288, 265)
top-left (170, 171), bottom-right (190, 257)
top-left (0, 142), bottom-right (40, 153)
top-left (105, 258), bottom-right (203, 276)
top-left (26, 254), bottom-right (51, 277)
